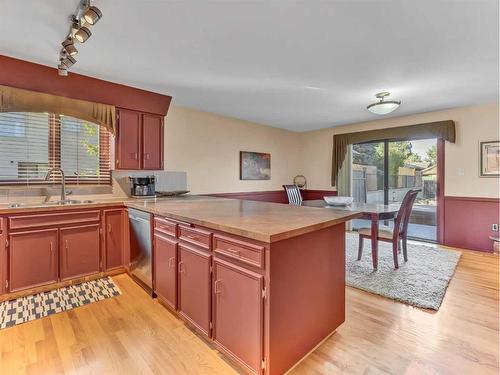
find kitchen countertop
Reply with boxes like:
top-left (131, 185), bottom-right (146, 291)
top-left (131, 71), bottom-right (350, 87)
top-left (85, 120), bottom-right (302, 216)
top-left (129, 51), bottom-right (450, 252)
top-left (0, 195), bottom-right (210, 215)
top-left (0, 195), bottom-right (360, 242)
top-left (127, 198), bottom-right (361, 242)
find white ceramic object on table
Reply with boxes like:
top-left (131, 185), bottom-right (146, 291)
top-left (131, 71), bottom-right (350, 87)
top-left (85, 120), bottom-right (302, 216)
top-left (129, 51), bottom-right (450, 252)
top-left (323, 196), bottom-right (354, 206)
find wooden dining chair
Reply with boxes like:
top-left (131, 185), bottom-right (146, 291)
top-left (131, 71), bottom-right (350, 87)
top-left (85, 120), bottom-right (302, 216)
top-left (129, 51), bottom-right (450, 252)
top-left (357, 189), bottom-right (420, 269)
top-left (282, 185), bottom-right (303, 205)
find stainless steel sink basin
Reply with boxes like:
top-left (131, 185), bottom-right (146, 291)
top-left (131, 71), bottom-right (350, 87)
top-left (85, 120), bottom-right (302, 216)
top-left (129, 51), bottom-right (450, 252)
top-left (44, 199), bottom-right (94, 206)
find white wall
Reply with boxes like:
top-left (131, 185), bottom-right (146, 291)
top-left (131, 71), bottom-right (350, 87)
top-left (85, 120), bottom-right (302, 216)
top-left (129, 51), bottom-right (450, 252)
top-left (164, 106), bottom-right (301, 194)
top-left (299, 103), bottom-right (500, 198)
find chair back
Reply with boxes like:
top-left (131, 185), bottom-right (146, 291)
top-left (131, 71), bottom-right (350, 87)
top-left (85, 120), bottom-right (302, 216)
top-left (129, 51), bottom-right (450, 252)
top-left (283, 185), bottom-right (303, 205)
top-left (393, 189), bottom-right (420, 239)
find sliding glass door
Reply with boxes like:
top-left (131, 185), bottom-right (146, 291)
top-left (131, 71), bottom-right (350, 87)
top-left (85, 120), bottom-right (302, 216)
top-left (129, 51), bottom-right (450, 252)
top-left (351, 139), bottom-right (438, 242)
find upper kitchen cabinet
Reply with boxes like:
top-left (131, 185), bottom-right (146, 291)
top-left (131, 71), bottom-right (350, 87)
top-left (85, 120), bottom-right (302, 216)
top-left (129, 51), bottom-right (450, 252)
top-left (115, 108), bottom-right (164, 170)
top-left (142, 114), bottom-right (164, 170)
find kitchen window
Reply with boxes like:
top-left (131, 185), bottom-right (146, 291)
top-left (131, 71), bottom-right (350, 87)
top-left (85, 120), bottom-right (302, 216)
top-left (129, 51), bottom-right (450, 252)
top-left (0, 112), bottom-right (111, 185)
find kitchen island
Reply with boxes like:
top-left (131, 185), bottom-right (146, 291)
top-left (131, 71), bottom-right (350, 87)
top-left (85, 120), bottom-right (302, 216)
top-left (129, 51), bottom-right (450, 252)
top-left (0, 196), bottom-right (359, 375)
top-left (126, 198), bottom-right (360, 375)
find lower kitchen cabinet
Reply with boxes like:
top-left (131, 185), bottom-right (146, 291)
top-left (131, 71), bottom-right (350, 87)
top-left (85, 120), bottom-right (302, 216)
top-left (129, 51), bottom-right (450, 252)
top-left (9, 228), bottom-right (59, 292)
top-left (104, 209), bottom-right (124, 271)
top-left (178, 243), bottom-right (212, 336)
top-left (154, 232), bottom-right (178, 309)
top-left (212, 258), bottom-right (264, 374)
top-left (60, 224), bottom-right (100, 281)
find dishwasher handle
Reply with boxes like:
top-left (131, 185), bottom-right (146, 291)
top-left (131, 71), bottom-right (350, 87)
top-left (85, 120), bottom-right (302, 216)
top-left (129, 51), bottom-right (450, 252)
top-left (130, 216), bottom-right (150, 224)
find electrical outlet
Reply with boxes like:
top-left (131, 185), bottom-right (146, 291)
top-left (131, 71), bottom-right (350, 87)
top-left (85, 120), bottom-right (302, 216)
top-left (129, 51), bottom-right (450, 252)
top-left (492, 224), bottom-right (499, 232)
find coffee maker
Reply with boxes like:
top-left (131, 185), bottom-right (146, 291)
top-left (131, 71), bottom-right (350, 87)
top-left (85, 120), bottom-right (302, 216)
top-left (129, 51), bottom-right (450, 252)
top-left (129, 176), bottom-right (156, 197)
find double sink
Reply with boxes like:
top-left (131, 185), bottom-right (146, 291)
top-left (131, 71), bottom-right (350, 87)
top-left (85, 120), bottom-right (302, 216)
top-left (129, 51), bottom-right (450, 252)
top-left (8, 199), bottom-right (95, 208)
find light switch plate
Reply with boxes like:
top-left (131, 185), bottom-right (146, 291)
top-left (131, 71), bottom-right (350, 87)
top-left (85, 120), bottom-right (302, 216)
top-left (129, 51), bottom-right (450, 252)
top-left (493, 224), bottom-right (499, 232)
top-left (457, 168), bottom-right (465, 176)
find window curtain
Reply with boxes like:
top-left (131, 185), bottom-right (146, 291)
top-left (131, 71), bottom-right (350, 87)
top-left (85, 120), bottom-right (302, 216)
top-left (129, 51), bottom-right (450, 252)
top-left (336, 144), bottom-right (351, 197)
top-left (0, 85), bottom-right (116, 135)
top-left (336, 145), bottom-right (352, 230)
top-left (331, 120), bottom-right (456, 185)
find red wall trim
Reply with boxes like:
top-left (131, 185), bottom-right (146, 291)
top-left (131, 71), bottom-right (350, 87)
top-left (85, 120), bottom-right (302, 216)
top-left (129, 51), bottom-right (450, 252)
top-left (0, 55), bottom-right (171, 116)
top-left (444, 196), bottom-right (499, 202)
top-left (208, 190), bottom-right (287, 203)
top-left (302, 190), bottom-right (337, 200)
top-left (207, 189), bottom-right (337, 204)
top-left (443, 195), bottom-right (499, 252)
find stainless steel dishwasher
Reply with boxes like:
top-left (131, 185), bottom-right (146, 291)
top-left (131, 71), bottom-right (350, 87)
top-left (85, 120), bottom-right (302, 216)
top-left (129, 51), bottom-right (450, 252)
top-left (128, 208), bottom-right (153, 292)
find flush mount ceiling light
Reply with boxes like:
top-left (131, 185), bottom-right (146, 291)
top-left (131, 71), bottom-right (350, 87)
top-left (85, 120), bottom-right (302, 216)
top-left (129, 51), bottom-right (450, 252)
top-left (83, 6), bottom-right (103, 25)
top-left (56, 0), bottom-right (102, 76)
top-left (367, 92), bottom-right (401, 115)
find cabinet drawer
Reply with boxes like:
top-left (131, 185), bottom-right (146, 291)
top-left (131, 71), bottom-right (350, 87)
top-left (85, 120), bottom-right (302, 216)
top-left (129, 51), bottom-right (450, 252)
top-left (178, 226), bottom-right (212, 250)
top-left (9, 210), bottom-right (101, 230)
top-left (154, 217), bottom-right (177, 237)
top-left (213, 235), bottom-right (264, 269)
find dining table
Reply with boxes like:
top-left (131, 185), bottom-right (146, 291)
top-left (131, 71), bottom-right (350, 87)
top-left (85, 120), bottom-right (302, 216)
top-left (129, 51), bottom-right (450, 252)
top-left (302, 200), bottom-right (401, 270)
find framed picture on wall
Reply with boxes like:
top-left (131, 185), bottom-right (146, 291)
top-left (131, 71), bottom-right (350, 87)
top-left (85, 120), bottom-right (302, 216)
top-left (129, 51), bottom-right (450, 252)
top-left (240, 151), bottom-right (271, 180)
top-left (480, 140), bottom-right (500, 177)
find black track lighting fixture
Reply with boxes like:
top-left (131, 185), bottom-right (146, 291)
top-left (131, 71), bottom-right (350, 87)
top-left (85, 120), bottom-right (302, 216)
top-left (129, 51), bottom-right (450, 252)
top-left (56, 0), bottom-right (103, 76)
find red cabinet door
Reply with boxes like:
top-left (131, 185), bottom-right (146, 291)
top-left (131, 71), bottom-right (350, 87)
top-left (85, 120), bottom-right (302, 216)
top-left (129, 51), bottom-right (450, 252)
top-left (104, 209), bottom-right (123, 271)
top-left (213, 258), bottom-right (264, 374)
top-left (116, 108), bottom-right (141, 170)
top-left (142, 113), bottom-right (163, 170)
top-left (178, 243), bottom-right (211, 336)
top-left (60, 224), bottom-right (100, 281)
top-left (9, 228), bottom-right (59, 292)
top-left (154, 232), bottom-right (177, 309)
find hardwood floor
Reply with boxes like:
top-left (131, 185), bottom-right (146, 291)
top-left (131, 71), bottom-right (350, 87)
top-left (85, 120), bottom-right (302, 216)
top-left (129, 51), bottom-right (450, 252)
top-left (0, 248), bottom-right (498, 375)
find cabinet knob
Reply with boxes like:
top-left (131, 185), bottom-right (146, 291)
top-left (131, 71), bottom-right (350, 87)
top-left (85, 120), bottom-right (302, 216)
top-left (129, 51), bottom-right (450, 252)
top-left (168, 257), bottom-right (175, 268)
top-left (107, 224), bottom-right (112, 233)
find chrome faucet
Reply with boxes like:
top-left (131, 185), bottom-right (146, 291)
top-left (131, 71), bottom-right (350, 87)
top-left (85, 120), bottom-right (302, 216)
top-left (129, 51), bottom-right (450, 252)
top-left (45, 167), bottom-right (67, 202)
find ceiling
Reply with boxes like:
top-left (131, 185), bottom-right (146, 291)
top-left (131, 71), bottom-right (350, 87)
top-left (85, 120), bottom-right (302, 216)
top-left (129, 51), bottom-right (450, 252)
top-left (0, 0), bottom-right (498, 131)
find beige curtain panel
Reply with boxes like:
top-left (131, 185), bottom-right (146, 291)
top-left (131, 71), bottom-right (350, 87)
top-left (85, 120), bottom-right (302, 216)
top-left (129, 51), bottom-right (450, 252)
top-left (331, 120), bottom-right (456, 186)
top-left (0, 85), bottom-right (116, 134)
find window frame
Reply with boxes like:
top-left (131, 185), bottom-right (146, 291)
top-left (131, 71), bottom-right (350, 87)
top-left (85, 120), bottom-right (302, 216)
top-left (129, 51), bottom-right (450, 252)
top-left (0, 113), bottom-right (112, 186)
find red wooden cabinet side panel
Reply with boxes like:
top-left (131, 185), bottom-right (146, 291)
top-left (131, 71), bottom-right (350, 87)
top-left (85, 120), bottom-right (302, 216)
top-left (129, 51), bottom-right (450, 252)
top-left (116, 108), bottom-right (142, 170)
top-left (154, 233), bottom-right (178, 310)
top-left (59, 224), bottom-right (100, 281)
top-left (9, 228), bottom-right (59, 292)
top-left (177, 243), bottom-right (212, 337)
top-left (213, 258), bottom-right (264, 375)
top-left (142, 113), bottom-right (164, 170)
top-left (104, 209), bottom-right (124, 270)
top-left (0, 218), bottom-right (5, 295)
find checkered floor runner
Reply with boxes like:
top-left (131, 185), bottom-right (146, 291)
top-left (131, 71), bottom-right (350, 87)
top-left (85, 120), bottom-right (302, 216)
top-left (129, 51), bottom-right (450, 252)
top-left (0, 277), bottom-right (121, 329)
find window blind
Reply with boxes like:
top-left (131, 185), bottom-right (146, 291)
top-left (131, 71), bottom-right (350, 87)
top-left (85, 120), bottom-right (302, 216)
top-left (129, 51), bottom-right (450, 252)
top-left (0, 112), bottom-right (111, 185)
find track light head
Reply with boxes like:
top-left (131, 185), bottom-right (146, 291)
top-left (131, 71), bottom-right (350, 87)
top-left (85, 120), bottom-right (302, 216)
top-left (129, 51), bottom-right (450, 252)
top-left (58, 64), bottom-right (68, 76)
top-left (74, 26), bottom-right (91, 43)
top-left (83, 6), bottom-right (102, 25)
top-left (62, 38), bottom-right (78, 56)
top-left (61, 55), bottom-right (76, 68)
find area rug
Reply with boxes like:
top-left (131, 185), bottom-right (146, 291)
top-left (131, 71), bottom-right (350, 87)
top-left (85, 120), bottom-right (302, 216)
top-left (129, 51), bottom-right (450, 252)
top-left (345, 233), bottom-right (461, 310)
top-left (0, 277), bottom-right (121, 329)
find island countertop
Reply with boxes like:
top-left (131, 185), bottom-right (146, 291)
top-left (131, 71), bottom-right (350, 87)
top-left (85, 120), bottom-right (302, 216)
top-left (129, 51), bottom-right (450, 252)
top-left (126, 197), bottom-right (361, 242)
